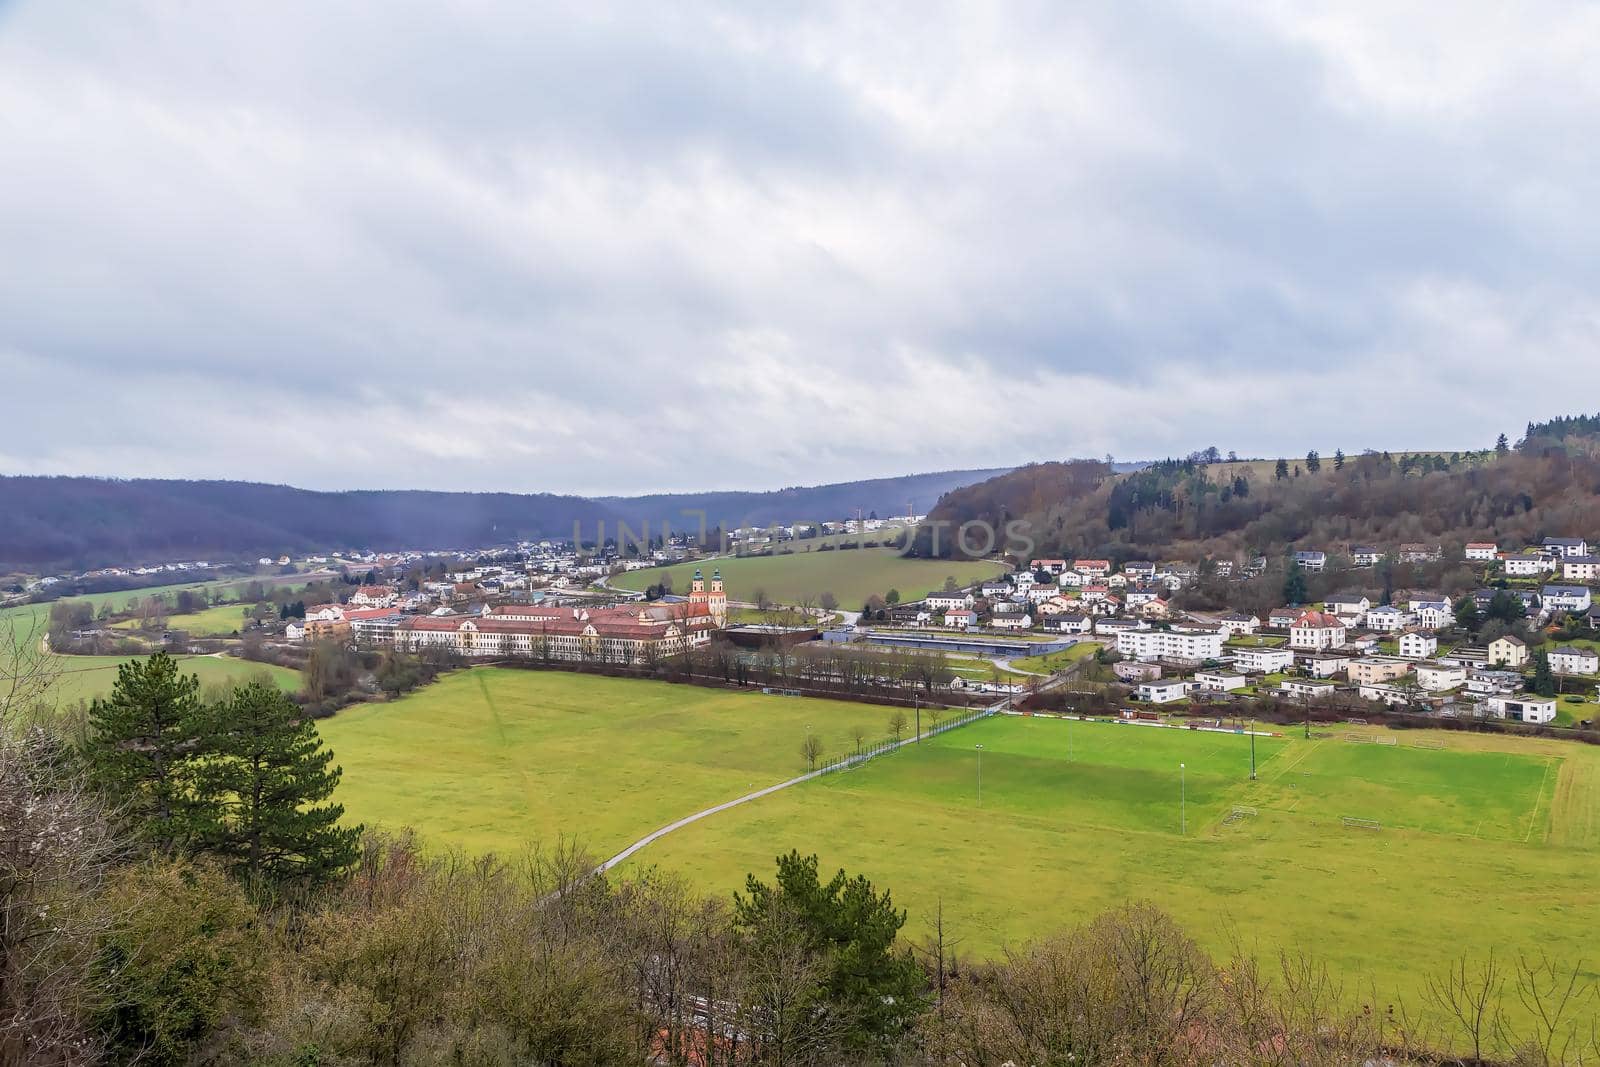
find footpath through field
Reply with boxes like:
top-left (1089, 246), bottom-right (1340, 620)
top-left (596, 696), bottom-right (1007, 873)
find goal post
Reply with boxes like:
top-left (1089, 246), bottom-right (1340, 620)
top-left (1341, 816), bottom-right (1381, 831)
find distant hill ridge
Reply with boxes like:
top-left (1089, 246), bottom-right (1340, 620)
top-left (0, 467), bottom-right (1017, 572)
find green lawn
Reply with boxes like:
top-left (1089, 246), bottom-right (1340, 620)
top-left (624, 716), bottom-right (1600, 1009)
top-left (609, 549), bottom-right (1007, 608)
top-left (318, 669), bottom-right (911, 858)
top-left (111, 602), bottom-right (263, 636)
top-left (1009, 642), bottom-right (1099, 673)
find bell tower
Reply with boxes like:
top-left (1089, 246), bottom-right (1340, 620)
top-left (708, 568), bottom-right (727, 626)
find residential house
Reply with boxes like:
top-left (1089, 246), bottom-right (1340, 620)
top-left (1439, 646), bottom-right (1490, 669)
top-left (1093, 617), bottom-right (1148, 636)
top-left (888, 606), bottom-right (932, 626)
top-left (1123, 561), bottom-right (1157, 579)
top-left (1504, 553), bottom-right (1557, 576)
top-left (927, 592), bottom-right (975, 611)
top-left (1413, 602), bottom-right (1452, 630)
top-left (1193, 670), bottom-right (1247, 692)
top-left (944, 609), bottom-right (978, 629)
top-left (1549, 646), bottom-right (1600, 676)
top-left (1294, 550), bottom-right (1327, 572)
top-left (990, 612), bottom-right (1033, 630)
top-left (1137, 679), bottom-right (1191, 704)
top-left (1139, 597), bottom-right (1172, 620)
top-left (1349, 544), bottom-right (1383, 567)
top-left (1472, 587), bottom-right (1539, 616)
top-left (1231, 647), bottom-right (1295, 674)
top-left (1288, 610), bottom-right (1346, 651)
top-left (350, 586), bottom-right (398, 608)
top-left (1541, 585), bottom-right (1593, 614)
top-left (1467, 669), bottom-right (1524, 695)
top-left (1026, 584), bottom-right (1061, 605)
top-left (1324, 594), bottom-right (1372, 617)
top-left (1114, 661), bottom-right (1163, 683)
top-left (1359, 682), bottom-right (1413, 706)
top-left (1123, 588), bottom-right (1161, 609)
top-left (1399, 543), bottom-right (1441, 563)
top-left (1486, 695), bottom-right (1557, 724)
top-left (1543, 537), bottom-right (1590, 559)
top-left (1115, 628), bottom-right (1225, 663)
top-left (1217, 612), bottom-right (1260, 637)
top-left (1560, 556), bottom-right (1600, 583)
top-left (979, 580), bottom-right (1013, 599)
top-left (1464, 542), bottom-right (1499, 561)
top-left (1266, 608), bottom-right (1300, 630)
top-left (1302, 653), bottom-right (1352, 679)
top-left (1030, 558), bottom-right (1068, 574)
top-left (1397, 632), bottom-right (1438, 659)
top-left (1348, 657), bottom-right (1414, 686)
top-left (1363, 605), bottom-right (1412, 632)
top-left (1074, 559), bottom-right (1112, 577)
top-left (1416, 664), bottom-right (1467, 692)
top-left (1034, 596), bottom-right (1075, 616)
top-left (1281, 678), bottom-right (1338, 701)
top-left (1043, 613), bottom-right (1093, 634)
top-left (1487, 635), bottom-right (1528, 668)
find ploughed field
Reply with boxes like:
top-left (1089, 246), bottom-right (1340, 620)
top-left (320, 669), bottom-right (1600, 1009)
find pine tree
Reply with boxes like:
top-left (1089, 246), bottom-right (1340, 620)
top-left (86, 652), bottom-right (204, 848)
top-left (1532, 650), bottom-right (1556, 698)
top-left (192, 681), bottom-right (361, 886)
top-left (1282, 563), bottom-right (1307, 606)
top-left (1333, 448), bottom-right (1345, 471)
top-left (1306, 450), bottom-right (1321, 472)
top-left (1274, 458), bottom-right (1290, 480)
top-left (1496, 433), bottom-right (1510, 456)
top-left (1453, 595), bottom-right (1482, 634)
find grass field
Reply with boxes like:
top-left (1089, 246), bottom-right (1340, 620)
top-left (630, 715), bottom-right (1600, 1003)
top-left (609, 549), bottom-right (1007, 608)
top-left (1009, 642), bottom-right (1100, 674)
top-left (318, 670), bottom-right (910, 858)
top-left (112, 603), bottom-right (260, 636)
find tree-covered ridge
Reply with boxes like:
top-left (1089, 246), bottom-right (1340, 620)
top-left (1520, 411), bottom-right (1600, 453)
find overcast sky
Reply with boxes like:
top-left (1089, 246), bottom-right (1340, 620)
top-left (3, 2), bottom-right (1598, 495)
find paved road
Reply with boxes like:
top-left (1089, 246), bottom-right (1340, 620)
top-left (596, 697), bottom-right (1007, 873)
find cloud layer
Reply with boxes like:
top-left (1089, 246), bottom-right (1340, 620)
top-left (3, 1), bottom-right (1598, 493)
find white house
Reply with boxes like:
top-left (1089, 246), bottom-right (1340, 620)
top-left (1282, 678), bottom-right (1338, 701)
top-left (1413, 602), bottom-right (1453, 631)
top-left (1294, 550), bottom-right (1327, 572)
top-left (1363, 605), bottom-right (1412, 632)
top-left (1289, 611), bottom-right (1347, 651)
top-left (1464, 542), bottom-right (1499, 561)
top-left (1232, 647), bottom-right (1295, 673)
top-left (1349, 545), bottom-right (1383, 567)
top-left (990, 612), bottom-right (1032, 630)
top-left (1115, 628), bottom-right (1225, 663)
top-left (1505, 554), bottom-right (1557, 576)
top-left (1324, 594), bottom-right (1372, 617)
top-left (1217, 612), bottom-right (1260, 637)
top-left (1549, 646), bottom-right (1600, 675)
top-left (1302, 653), bottom-right (1352, 679)
top-left (1560, 556), bottom-right (1600, 583)
top-left (1194, 670), bottom-right (1247, 692)
top-left (1044, 613), bottom-right (1093, 634)
top-left (1487, 695), bottom-right (1557, 724)
top-left (1137, 679), bottom-right (1191, 704)
top-left (1026, 585), bottom-right (1061, 605)
top-left (283, 620), bottom-right (305, 642)
top-left (351, 586), bottom-right (398, 608)
top-left (1359, 682), bottom-right (1412, 706)
top-left (1543, 537), bottom-right (1590, 559)
top-left (928, 592), bottom-right (976, 611)
top-left (1397, 632), bottom-right (1438, 659)
top-left (1416, 664), bottom-right (1467, 692)
top-left (1542, 585), bottom-right (1592, 614)
top-left (944, 609), bottom-right (978, 628)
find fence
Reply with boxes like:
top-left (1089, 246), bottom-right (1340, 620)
top-left (811, 702), bottom-right (1003, 778)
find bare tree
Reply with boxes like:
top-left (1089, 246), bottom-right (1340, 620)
top-left (1425, 951), bottom-right (1504, 1065)
top-left (800, 733), bottom-right (823, 772)
top-left (851, 724), bottom-right (867, 756)
top-left (1, 611), bottom-right (62, 728)
top-left (888, 710), bottom-right (908, 742)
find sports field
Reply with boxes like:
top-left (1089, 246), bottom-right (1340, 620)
top-left (318, 669), bottom-right (906, 857)
top-left (609, 549), bottom-right (1007, 608)
top-left (631, 714), bottom-right (1600, 1002)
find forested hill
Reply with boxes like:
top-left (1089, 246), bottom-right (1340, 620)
top-left (911, 419), bottom-right (1600, 562)
top-left (0, 478), bottom-right (627, 572)
top-left (596, 467), bottom-right (1014, 532)
top-left (0, 467), bottom-right (1015, 572)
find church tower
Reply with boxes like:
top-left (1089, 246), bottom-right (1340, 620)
top-left (708, 568), bottom-right (727, 626)
top-left (690, 568), bottom-right (705, 595)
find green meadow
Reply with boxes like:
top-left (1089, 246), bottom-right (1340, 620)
top-left (609, 548), bottom-right (1008, 607)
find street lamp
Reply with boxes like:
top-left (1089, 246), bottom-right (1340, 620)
top-left (1250, 718), bottom-right (1257, 780)
top-left (1180, 762), bottom-right (1186, 835)
top-left (976, 744), bottom-right (984, 807)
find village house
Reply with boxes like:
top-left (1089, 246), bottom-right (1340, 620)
top-left (1560, 556), bottom-right (1600, 583)
top-left (944, 609), bottom-right (978, 629)
top-left (1193, 670), bottom-right (1247, 692)
top-left (394, 601), bottom-right (718, 664)
top-left (927, 592), bottom-right (976, 612)
top-left (1487, 634), bottom-right (1528, 668)
top-left (1266, 607), bottom-right (1300, 630)
top-left (1543, 537), bottom-right (1590, 559)
top-left (1288, 610), bottom-right (1346, 651)
top-left (1397, 632), bottom-right (1438, 659)
top-left (350, 585), bottom-right (398, 608)
top-left (1464, 542), bottom-right (1499, 561)
top-left (1232, 647), bottom-right (1295, 674)
top-left (1416, 663), bottom-right (1467, 691)
top-left (1486, 695), bottom-right (1557, 724)
top-left (989, 612), bottom-right (1033, 630)
top-left (1137, 679), bottom-right (1191, 704)
top-left (1123, 561), bottom-right (1157, 579)
top-left (1541, 585), bottom-right (1593, 614)
top-left (1549, 646), bottom-right (1600, 675)
top-left (1359, 682), bottom-right (1412, 706)
top-left (1073, 559), bottom-right (1112, 577)
top-left (1114, 660), bottom-right (1163, 683)
top-left (1504, 553), bottom-right (1558, 577)
top-left (1216, 612), bottom-right (1260, 637)
top-left (1348, 544), bottom-right (1383, 567)
top-left (1293, 550), bottom-right (1327, 572)
top-left (1123, 588), bottom-right (1161, 609)
top-left (1399, 544), bottom-right (1441, 563)
top-left (1281, 678), bottom-right (1338, 701)
top-left (1348, 656), bottom-right (1414, 686)
top-left (1467, 669), bottom-right (1524, 696)
top-left (1324, 594), bottom-right (1372, 617)
top-left (1301, 653), bottom-right (1352, 679)
top-left (980, 580), bottom-right (1013, 599)
top-left (1413, 601), bottom-right (1452, 630)
top-left (1042, 613), bottom-right (1093, 634)
top-left (1025, 584), bottom-right (1061, 605)
top-left (1362, 605), bottom-right (1412, 632)
top-left (1138, 598), bottom-right (1172, 620)
top-left (1030, 558), bottom-right (1068, 574)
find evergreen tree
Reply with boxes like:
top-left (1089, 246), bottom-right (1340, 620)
top-left (86, 652), bottom-right (204, 848)
top-left (1282, 563), bottom-right (1308, 605)
top-left (1306, 450), bottom-right (1321, 472)
top-left (1232, 475), bottom-right (1249, 497)
top-left (1532, 650), bottom-right (1556, 698)
top-left (1274, 458), bottom-right (1289, 480)
top-left (192, 681), bottom-right (362, 886)
top-left (1453, 594), bottom-right (1482, 634)
top-left (1496, 433), bottom-right (1510, 456)
top-left (1333, 448), bottom-right (1345, 470)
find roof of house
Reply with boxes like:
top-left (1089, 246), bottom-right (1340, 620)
top-left (1291, 610), bottom-right (1344, 628)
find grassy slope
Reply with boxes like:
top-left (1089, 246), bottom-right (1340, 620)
top-left (112, 602), bottom-right (260, 636)
top-left (318, 669), bottom-right (908, 858)
top-left (609, 549), bottom-right (1008, 607)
